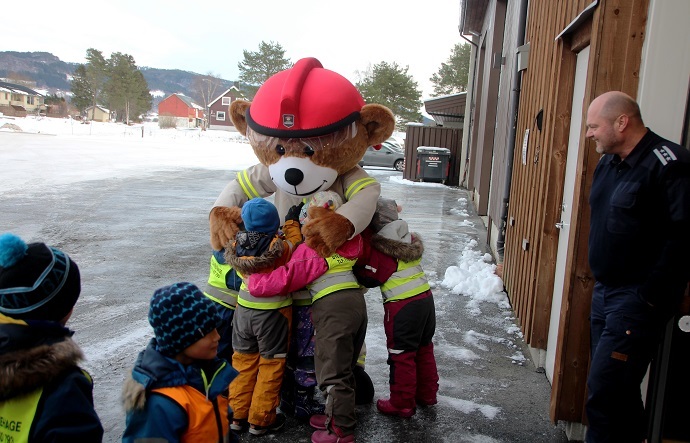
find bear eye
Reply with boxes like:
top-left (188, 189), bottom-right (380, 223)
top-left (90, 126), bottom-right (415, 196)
top-left (303, 146), bottom-right (315, 156)
top-left (275, 144), bottom-right (286, 155)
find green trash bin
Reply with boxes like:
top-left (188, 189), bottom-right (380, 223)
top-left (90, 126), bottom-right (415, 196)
top-left (416, 146), bottom-right (451, 183)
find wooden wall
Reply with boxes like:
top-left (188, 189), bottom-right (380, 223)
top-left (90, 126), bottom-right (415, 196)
top-left (501, 0), bottom-right (648, 423)
top-left (403, 125), bottom-right (462, 185)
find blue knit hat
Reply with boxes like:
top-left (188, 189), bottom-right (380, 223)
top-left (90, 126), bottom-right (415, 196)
top-left (0, 233), bottom-right (81, 322)
top-left (241, 198), bottom-right (280, 234)
top-left (148, 282), bottom-right (221, 357)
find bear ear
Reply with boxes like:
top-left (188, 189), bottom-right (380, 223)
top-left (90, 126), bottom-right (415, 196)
top-left (360, 104), bottom-right (396, 147)
top-left (230, 100), bottom-right (251, 136)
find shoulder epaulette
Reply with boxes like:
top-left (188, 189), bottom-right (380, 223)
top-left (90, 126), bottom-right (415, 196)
top-left (652, 146), bottom-right (678, 166)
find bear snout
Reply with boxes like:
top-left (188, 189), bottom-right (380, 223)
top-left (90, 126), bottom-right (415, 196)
top-left (285, 168), bottom-right (304, 186)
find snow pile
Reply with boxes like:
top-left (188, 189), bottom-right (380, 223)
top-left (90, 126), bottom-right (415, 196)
top-left (442, 239), bottom-right (509, 315)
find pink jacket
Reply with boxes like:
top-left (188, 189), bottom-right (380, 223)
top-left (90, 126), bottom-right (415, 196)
top-left (248, 235), bottom-right (365, 297)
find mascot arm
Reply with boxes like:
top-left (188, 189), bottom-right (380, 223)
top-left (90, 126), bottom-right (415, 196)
top-left (210, 164), bottom-right (278, 250)
top-left (336, 167), bottom-right (381, 237)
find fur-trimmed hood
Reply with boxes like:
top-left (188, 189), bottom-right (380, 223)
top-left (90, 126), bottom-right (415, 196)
top-left (371, 220), bottom-right (424, 263)
top-left (224, 237), bottom-right (285, 276)
top-left (0, 315), bottom-right (83, 401)
top-left (122, 338), bottom-right (237, 412)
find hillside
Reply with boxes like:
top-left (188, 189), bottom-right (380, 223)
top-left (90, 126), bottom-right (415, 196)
top-left (0, 51), bottom-right (237, 107)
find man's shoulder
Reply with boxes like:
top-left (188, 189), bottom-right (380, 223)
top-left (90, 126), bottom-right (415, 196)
top-left (646, 131), bottom-right (690, 167)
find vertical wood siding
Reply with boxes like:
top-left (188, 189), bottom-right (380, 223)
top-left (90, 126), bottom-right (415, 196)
top-left (501, 0), bottom-right (647, 423)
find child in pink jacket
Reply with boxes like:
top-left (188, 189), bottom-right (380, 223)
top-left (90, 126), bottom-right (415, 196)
top-left (247, 191), bottom-right (367, 443)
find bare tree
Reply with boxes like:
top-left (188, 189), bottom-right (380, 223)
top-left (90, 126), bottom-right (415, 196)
top-left (192, 72), bottom-right (222, 110)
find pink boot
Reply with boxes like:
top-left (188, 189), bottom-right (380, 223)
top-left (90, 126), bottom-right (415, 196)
top-left (376, 398), bottom-right (416, 418)
top-left (311, 427), bottom-right (355, 443)
top-left (309, 414), bottom-right (328, 430)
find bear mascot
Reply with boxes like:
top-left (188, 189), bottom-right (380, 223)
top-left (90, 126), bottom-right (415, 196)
top-left (209, 57), bottom-right (395, 258)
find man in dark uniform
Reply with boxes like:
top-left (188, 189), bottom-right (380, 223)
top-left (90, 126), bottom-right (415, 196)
top-left (585, 90), bottom-right (690, 442)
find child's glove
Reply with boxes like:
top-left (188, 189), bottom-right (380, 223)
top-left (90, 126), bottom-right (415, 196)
top-left (285, 202), bottom-right (305, 223)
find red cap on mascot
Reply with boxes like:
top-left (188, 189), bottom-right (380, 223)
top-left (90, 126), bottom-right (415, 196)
top-left (246, 57), bottom-right (366, 139)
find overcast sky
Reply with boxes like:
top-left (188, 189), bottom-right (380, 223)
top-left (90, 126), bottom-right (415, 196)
top-left (6, 0), bottom-right (463, 99)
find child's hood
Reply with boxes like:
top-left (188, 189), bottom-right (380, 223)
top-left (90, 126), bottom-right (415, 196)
top-left (122, 338), bottom-right (237, 412)
top-left (225, 237), bottom-right (285, 275)
top-left (0, 316), bottom-right (83, 400)
top-left (371, 220), bottom-right (424, 262)
top-left (334, 235), bottom-right (365, 260)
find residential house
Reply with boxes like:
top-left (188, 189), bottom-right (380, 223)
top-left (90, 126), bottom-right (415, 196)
top-left (0, 81), bottom-right (46, 117)
top-left (157, 93), bottom-right (204, 128)
top-left (460, 0), bottom-right (690, 440)
top-left (84, 105), bottom-right (111, 122)
top-left (208, 86), bottom-right (242, 130)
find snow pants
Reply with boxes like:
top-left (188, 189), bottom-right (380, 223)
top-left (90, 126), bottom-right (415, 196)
top-left (383, 290), bottom-right (439, 409)
top-left (586, 282), bottom-right (668, 443)
top-left (230, 305), bottom-right (291, 427)
top-left (312, 288), bottom-right (367, 436)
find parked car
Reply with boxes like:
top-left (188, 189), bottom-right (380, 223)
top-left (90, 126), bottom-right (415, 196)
top-left (359, 140), bottom-right (405, 171)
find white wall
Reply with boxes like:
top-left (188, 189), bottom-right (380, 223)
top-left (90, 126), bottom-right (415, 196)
top-left (637, 0), bottom-right (690, 143)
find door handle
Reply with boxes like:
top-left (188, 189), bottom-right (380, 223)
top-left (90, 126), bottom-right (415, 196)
top-left (555, 222), bottom-right (567, 230)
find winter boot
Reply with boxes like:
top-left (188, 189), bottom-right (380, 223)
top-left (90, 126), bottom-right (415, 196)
top-left (376, 398), bottom-right (416, 418)
top-left (311, 425), bottom-right (355, 443)
top-left (309, 414), bottom-right (328, 430)
top-left (248, 413), bottom-right (286, 436)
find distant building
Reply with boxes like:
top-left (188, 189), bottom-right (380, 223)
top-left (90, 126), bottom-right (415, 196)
top-left (157, 93), bottom-right (204, 128)
top-left (208, 86), bottom-right (242, 131)
top-left (0, 81), bottom-right (46, 117)
top-left (84, 105), bottom-right (111, 122)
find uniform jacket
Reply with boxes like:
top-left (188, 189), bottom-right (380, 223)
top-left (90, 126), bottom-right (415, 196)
top-left (589, 129), bottom-right (690, 310)
top-left (247, 235), bottom-right (365, 298)
top-left (213, 164), bottom-right (380, 237)
top-left (0, 314), bottom-right (103, 443)
top-left (121, 339), bottom-right (238, 443)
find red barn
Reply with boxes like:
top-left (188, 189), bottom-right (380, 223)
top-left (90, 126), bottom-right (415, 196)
top-left (157, 93), bottom-right (204, 128)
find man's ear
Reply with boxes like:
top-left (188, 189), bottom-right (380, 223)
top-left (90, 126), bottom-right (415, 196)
top-left (360, 104), bottom-right (396, 146)
top-left (230, 100), bottom-right (251, 135)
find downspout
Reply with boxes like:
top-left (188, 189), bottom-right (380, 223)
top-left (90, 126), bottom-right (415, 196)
top-left (458, 1), bottom-right (479, 188)
top-left (495, 0), bottom-right (529, 259)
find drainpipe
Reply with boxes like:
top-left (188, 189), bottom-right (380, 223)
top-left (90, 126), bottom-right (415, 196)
top-left (495, 0), bottom-right (529, 259)
top-left (459, 1), bottom-right (479, 188)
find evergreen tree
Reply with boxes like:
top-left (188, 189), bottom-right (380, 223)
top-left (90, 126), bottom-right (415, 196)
top-left (70, 64), bottom-right (94, 113)
top-left (430, 43), bottom-right (471, 96)
top-left (356, 61), bottom-right (422, 131)
top-left (70, 48), bottom-right (107, 116)
top-left (103, 52), bottom-right (152, 124)
top-left (237, 41), bottom-right (292, 99)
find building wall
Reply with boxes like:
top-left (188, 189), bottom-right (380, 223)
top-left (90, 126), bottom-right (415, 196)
top-left (158, 95), bottom-right (191, 118)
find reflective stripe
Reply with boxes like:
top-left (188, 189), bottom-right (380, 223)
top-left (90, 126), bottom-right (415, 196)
top-left (237, 169), bottom-right (261, 200)
top-left (236, 273), bottom-right (292, 310)
top-left (345, 177), bottom-right (378, 200)
top-left (381, 259), bottom-right (430, 302)
top-left (203, 285), bottom-right (238, 309)
top-left (0, 386), bottom-right (42, 443)
top-left (292, 289), bottom-right (313, 306)
top-left (309, 254), bottom-right (360, 302)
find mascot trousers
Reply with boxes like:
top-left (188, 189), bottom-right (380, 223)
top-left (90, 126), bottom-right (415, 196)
top-left (586, 282), bottom-right (668, 443)
top-left (230, 306), bottom-right (291, 427)
top-left (383, 291), bottom-right (438, 409)
top-left (312, 289), bottom-right (367, 435)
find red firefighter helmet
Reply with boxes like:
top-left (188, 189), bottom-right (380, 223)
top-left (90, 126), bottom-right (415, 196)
top-left (246, 57), bottom-right (365, 138)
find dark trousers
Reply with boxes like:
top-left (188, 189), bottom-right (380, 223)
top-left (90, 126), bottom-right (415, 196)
top-left (312, 289), bottom-right (367, 434)
top-left (384, 291), bottom-right (439, 409)
top-left (586, 282), bottom-right (666, 443)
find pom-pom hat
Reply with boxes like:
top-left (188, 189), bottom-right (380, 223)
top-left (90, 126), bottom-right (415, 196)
top-left (148, 282), bottom-right (222, 357)
top-left (241, 198), bottom-right (280, 234)
top-left (0, 233), bottom-right (81, 321)
top-left (246, 57), bottom-right (366, 138)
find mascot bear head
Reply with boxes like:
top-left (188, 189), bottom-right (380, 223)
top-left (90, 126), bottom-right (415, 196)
top-left (230, 57), bottom-right (394, 198)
